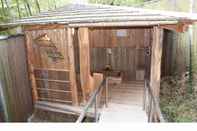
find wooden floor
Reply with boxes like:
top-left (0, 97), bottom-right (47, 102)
top-left (99, 81), bottom-right (148, 123)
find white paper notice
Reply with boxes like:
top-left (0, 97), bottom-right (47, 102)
top-left (116, 30), bottom-right (127, 37)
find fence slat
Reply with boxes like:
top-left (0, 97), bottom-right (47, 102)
top-left (0, 35), bottom-right (33, 122)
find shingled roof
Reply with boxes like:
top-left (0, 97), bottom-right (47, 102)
top-left (1, 3), bottom-right (197, 27)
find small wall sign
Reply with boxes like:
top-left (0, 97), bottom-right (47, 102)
top-left (116, 30), bottom-right (127, 37)
top-left (34, 34), bottom-right (64, 61)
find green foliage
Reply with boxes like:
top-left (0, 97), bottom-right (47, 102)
top-left (160, 76), bottom-right (197, 122)
top-left (0, 0), bottom-right (71, 23)
top-left (162, 96), bottom-right (197, 122)
top-left (143, 0), bottom-right (190, 12)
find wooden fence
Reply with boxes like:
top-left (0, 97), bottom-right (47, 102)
top-left (0, 35), bottom-right (33, 122)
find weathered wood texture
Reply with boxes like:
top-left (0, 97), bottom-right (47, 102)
top-left (161, 30), bottom-right (174, 76)
top-left (89, 28), bottom-right (151, 48)
top-left (150, 27), bottom-right (164, 99)
top-left (25, 28), bottom-right (69, 69)
top-left (78, 28), bottom-right (94, 101)
top-left (24, 27), bottom-right (78, 105)
top-left (89, 28), bottom-right (152, 81)
top-left (73, 29), bottom-right (84, 104)
top-left (161, 29), bottom-right (189, 76)
top-left (0, 35), bottom-right (33, 122)
top-left (67, 28), bottom-right (79, 106)
top-left (143, 0), bottom-right (196, 75)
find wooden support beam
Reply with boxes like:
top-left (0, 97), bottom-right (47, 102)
top-left (150, 26), bottom-right (164, 99)
top-left (78, 27), bottom-right (94, 102)
top-left (149, 26), bottom-right (164, 122)
top-left (67, 28), bottom-right (79, 106)
top-left (92, 73), bottom-right (103, 91)
top-left (23, 24), bottom-right (65, 31)
top-left (69, 21), bottom-right (178, 28)
top-left (24, 32), bottom-right (38, 103)
top-left (93, 73), bottom-right (104, 108)
top-left (160, 22), bottom-right (190, 32)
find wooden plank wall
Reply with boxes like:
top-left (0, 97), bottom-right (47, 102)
top-left (161, 30), bottom-right (174, 76)
top-left (161, 29), bottom-right (190, 77)
top-left (89, 28), bottom-right (152, 81)
top-left (25, 29), bottom-right (69, 70)
top-left (0, 35), bottom-right (33, 122)
top-left (25, 28), bottom-right (74, 105)
top-left (143, 0), bottom-right (194, 76)
top-left (0, 98), bottom-right (4, 122)
top-left (89, 28), bottom-right (149, 48)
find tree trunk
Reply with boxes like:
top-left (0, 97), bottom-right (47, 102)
top-left (35, 0), bottom-right (41, 13)
top-left (16, 0), bottom-right (21, 18)
top-left (4, 0), bottom-right (10, 8)
top-left (23, 2), bottom-right (29, 16)
top-left (0, 0), bottom-right (6, 16)
top-left (23, 0), bottom-right (32, 16)
top-left (53, 0), bottom-right (57, 9)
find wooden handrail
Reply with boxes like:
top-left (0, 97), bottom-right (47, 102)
top-left (76, 78), bottom-right (106, 123)
top-left (144, 79), bottom-right (165, 122)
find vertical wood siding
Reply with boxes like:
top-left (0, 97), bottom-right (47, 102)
top-left (143, 0), bottom-right (197, 75)
top-left (89, 28), bottom-right (152, 81)
top-left (0, 35), bottom-right (33, 122)
top-left (25, 29), bottom-right (69, 70)
top-left (25, 28), bottom-right (74, 105)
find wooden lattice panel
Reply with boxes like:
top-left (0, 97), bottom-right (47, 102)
top-left (25, 28), bottom-right (78, 105)
top-left (34, 68), bottom-right (72, 105)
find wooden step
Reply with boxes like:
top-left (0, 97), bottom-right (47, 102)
top-left (111, 83), bottom-right (144, 88)
top-left (111, 85), bottom-right (144, 89)
top-left (99, 81), bottom-right (147, 122)
top-left (109, 94), bottom-right (143, 100)
top-left (111, 83), bottom-right (144, 87)
top-left (110, 99), bottom-right (143, 106)
top-left (110, 88), bottom-right (144, 93)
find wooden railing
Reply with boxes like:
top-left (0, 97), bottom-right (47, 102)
top-left (143, 79), bottom-right (165, 122)
top-left (76, 78), bottom-right (106, 123)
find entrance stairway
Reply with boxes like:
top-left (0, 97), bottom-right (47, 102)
top-left (99, 81), bottom-right (148, 122)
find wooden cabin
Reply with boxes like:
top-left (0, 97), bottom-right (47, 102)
top-left (1, 3), bottom-right (197, 122)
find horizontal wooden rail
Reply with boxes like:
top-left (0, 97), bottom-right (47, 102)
top-left (144, 79), bottom-right (165, 122)
top-left (34, 67), bottom-right (70, 72)
top-left (38, 98), bottom-right (72, 104)
top-left (35, 78), bottom-right (70, 83)
top-left (37, 88), bottom-right (71, 93)
top-left (76, 78), bottom-right (106, 123)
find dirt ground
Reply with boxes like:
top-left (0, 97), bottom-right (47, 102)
top-left (29, 109), bottom-right (94, 122)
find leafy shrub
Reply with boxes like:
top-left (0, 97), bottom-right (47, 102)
top-left (160, 74), bottom-right (197, 122)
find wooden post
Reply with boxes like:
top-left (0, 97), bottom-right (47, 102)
top-left (67, 28), bottom-right (79, 106)
top-left (24, 32), bottom-right (38, 103)
top-left (78, 28), bottom-right (94, 102)
top-left (150, 26), bottom-right (163, 99)
top-left (150, 26), bottom-right (164, 121)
